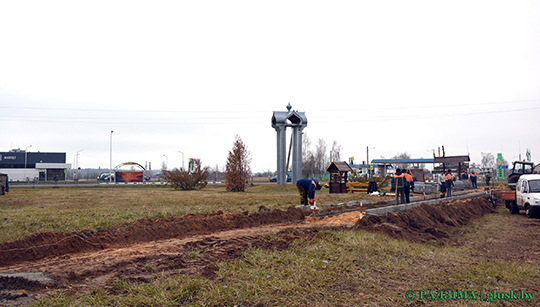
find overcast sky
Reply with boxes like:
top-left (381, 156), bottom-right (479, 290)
top-left (1, 1), bottom-right (539, 173)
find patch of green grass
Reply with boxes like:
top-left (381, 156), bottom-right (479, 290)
top-left (187, 249), bottom-right (206, 259)
top-left (36, 227), bottom-right (540, 306)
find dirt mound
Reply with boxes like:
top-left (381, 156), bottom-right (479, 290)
top-left (354, 196), bottom-right (496, 242)
top-left (0, 207), bottom-right (308, 267)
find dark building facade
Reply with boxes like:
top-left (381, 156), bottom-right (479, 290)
top-left (0, 151), bottom-right (70, 181)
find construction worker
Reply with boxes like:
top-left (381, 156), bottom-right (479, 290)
top-left (461, 171), bottom-right (469, 180)
top-left (485, 171), bottom-right (491, 188)
top-left (404, 169), bottom-right (414, 204)
top-left (470, 171), bottom-right (477, 188)
top-left (438, 169), bottom-right (446, 198)
top-left (445, 170), bottom-right (454, 197)
top-left (391, 168), bottom-right (406, 204)
top-left (296, 178), bottom-right (322, 206)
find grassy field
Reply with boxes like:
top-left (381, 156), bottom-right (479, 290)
top-left (4, 184), bottom-right (536, 307)
top-left (0, 184), bottom-right (392, 244)
top-left (35, 206), bottom-right (540, 307)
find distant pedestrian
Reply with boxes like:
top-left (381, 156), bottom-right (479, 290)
top-left (391, 169), bottom-right (407, 204)
top-left (470, 171), bottom-right (477, 188)
top-left (445, 170), bottom-right (454, 198)
top-left (438, 169), bottom-right (446, 198)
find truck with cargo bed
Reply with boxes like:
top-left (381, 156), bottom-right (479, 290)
top-left (502, 174), bottom-right (540, 218)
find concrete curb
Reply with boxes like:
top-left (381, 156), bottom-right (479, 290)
top-left (366, 191), bottom-right (487, 215)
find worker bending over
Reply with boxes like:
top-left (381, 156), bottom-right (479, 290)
top-left (296, 178), bottom-right (322, 206)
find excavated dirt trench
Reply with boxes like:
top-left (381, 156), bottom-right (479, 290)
top-left (0, 195), bottom-right (500, 306)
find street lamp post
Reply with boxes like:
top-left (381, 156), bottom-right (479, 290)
top-left (178, 151), bottom-right (184, 170)
top-left (24, 145), bottom-right (32, 181)
top-left (76, 150), bottom-right (83, 181)
top-left (110, 131), bottom-right (113, 183)
top-left (367, 146), bottom-right (375, 177)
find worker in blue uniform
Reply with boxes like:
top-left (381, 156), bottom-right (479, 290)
top-left (296, 178), bottom-right (322, 206)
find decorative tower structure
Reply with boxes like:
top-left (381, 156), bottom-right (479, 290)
top-left (271, 103), bottom-right (308, 185)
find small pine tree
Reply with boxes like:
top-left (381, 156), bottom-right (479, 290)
top-left (225, 135), bottom-right (252, 192)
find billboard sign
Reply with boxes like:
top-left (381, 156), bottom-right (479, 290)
top-left (115, 171), bottom-right (143, 182)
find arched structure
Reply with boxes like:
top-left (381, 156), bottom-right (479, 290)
top-left (113, 162), bottom-right (146, 171)
top-left (271, 103), bottom-right (308, 185)
top-left (113, 162), bottom-right (146, 182)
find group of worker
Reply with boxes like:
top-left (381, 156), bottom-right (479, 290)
top-left (459, 170), bottom-right (478, 188)
top-left (438, 169), bottom-right (454, 198)
top-left (295, 168), bottom-right (482, 206)
top-left (391, 168), bottom-right (415, 204)
top-left (437, 169), bottom-right (479, 198)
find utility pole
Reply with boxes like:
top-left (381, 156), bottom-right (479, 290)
top-left (110, 131), bottom-right (113, 183)
top-left (24, 145), bottom-right (32, 181)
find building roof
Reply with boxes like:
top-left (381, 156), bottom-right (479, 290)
top-left (433, 155), bottom-right (470, 163)
top-left (371, 158), bottom-right (434, 164)
top-left (326, 161), bottom-right (353, 173)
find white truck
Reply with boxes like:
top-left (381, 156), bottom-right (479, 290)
top-left (502, 174), bottom-right (540, 218)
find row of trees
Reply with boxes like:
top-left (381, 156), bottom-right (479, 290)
top-left (302, 134), bottom-right (342, 178)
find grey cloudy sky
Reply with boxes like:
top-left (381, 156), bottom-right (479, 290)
top-left (1, 0), bottom-right (539, 172)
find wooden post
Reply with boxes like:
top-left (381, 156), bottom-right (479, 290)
top-left (395, 176), bottom-right (398, 205)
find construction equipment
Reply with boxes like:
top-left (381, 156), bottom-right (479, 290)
top-left (508, 161), bottom-right (535, 190)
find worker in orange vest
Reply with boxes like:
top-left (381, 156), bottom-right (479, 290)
top-left (438, 169), bottom-right (446, 198)
top-left (404, 169), bottom-right (414, 203)
top-left (445, 170), bottom-right (454, 197)
top-left (391, 168), bottom-right (407, 204)
top-left (470, 171), bottom-right (477, 188)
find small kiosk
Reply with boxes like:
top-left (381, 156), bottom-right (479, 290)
top-left (326, 161), bottom-right (353, 194)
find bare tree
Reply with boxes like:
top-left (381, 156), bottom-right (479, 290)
top-left (392, 152), bottom-right (411, 170)
top-left (314, 138), bottom-right (328, 176)
top-left (302, 132), bottom-right (314, 178)
top-left (330, 140), bottom-right (342, 162)
top-left (481, 152), bottom-right (495, 168)
top-left (302, 132), bottom-right (312, 162)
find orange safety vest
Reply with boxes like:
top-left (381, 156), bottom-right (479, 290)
top-left (470, 173), bottom-right (477, 177)
top-left (404, 173), bottom-right (413, 182)
top-left (445, 173), bottom-right (453, 181)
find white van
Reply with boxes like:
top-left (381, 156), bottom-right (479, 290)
top-left (516, 174), bottom-right (540, 218)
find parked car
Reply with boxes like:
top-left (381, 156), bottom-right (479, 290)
top-left (97, 173), bottom-right (115, 181)
top-left (269, 172), bottom-right (292, 182)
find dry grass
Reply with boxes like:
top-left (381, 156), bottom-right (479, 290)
top-left (36, 219), bottom-right (540, 306)
top-left (0, 184), bottom-right (392, 243)
top-left (4, 186), bottom-right (539, 306)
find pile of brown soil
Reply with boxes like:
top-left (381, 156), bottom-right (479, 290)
top-left (354, 196), bottom-right (496, 242)
top-left (0, 207), bottom-right (308, 267)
